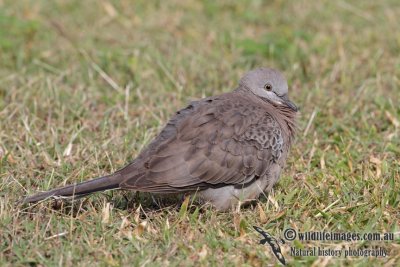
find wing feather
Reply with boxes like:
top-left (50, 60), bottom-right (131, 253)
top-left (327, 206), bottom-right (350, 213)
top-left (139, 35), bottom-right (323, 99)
top-left (120, 94), bottom-right (286, 192)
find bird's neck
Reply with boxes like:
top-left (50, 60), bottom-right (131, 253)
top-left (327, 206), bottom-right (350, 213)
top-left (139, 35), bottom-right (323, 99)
top-left (260, 97), bottom-right (298, 145)
top-left (274, 105), bottom-right (298, 144)
top-left (235, 88), bottom-right (298, 143)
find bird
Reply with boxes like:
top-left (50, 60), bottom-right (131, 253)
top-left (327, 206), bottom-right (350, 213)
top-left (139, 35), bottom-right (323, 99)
top-left (23, 67), bottom-right (298, 211)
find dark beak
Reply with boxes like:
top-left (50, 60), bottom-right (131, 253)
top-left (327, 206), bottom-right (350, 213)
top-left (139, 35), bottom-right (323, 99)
top-left (281, 94), bottom-right (299, 112)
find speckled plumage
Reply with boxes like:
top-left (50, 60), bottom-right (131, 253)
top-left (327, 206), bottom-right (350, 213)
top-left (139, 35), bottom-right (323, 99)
top-left (23, 67), bottom-right (298, 210)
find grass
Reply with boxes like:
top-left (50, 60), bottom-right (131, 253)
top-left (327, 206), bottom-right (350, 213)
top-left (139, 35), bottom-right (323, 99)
top-left (0, 0), bottom-right (399, 266)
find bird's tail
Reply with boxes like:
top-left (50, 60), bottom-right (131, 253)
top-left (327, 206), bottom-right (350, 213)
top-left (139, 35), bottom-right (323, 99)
top-left (22, 172), bottom-right (122, 203)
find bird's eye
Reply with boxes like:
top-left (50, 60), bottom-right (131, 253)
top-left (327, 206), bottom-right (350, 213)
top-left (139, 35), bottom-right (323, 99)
top-left (264, 83), bottom-right (273, 91)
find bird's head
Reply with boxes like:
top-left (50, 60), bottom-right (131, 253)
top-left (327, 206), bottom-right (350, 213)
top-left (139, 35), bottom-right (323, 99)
top-left (239, 67), bottom-right (298, 112)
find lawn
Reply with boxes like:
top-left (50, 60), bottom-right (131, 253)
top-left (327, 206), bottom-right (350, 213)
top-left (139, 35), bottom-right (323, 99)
top-left (0, 0), bottom-right (399, 266)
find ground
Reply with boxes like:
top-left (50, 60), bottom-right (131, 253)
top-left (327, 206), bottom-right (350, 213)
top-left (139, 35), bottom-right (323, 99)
top-left (0, 0), bottom-right (399, 266)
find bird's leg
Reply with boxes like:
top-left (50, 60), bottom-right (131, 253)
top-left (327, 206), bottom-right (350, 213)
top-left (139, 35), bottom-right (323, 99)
top-left (151, 195), bottom-right (162, 209)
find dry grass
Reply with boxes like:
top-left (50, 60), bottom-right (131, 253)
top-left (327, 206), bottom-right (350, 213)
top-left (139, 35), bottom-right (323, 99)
top-left (0, 0), bottom-right (399, 266)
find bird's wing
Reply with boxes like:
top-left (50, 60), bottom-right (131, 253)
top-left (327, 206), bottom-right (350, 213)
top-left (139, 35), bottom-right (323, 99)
top-left (120, 93), bottom-right (286, 192)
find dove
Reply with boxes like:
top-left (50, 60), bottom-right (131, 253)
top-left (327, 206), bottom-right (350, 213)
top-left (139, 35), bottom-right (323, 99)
top-left (23, 67), bottom-right (298, 210)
